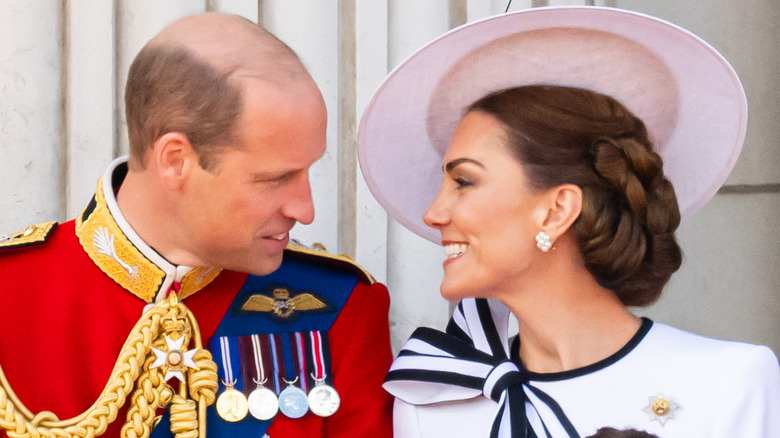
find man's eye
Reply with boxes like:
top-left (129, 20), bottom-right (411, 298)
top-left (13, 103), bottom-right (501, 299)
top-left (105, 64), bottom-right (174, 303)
top-left (254, 172), bottom-right (296, 185)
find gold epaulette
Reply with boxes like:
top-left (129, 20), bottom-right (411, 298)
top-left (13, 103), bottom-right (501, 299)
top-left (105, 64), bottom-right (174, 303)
top-left (0, 221), bottom-right (58, 250)
top-left (285, 242), bottom-right (376, 284)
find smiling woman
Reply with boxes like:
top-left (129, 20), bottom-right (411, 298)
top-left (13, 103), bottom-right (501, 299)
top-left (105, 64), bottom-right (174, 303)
top-left (461, 86), bottom-right (682, 308)
top-left (359, 6), bottom-right (780, 438)
top-left (423, 111), bottom-right (556, 303)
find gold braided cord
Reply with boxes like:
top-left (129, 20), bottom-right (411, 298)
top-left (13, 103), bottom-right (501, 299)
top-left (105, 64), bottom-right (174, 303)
top-left (187, 350), bottom-right (218, 407)
top-left (121, 367), bottom-right (166, 438)
top-left (0, 294), bottom-right (218, 438)
top-left (123, 305), bottom-right (190, 438)
top-left (169, 397), bottom-right (197, 438)
top-left (0, 313), bottom-right (155, 438)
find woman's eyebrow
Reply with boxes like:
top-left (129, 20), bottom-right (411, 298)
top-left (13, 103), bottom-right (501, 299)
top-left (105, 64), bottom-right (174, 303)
top-left (444, 157), bottom-right (484, 173)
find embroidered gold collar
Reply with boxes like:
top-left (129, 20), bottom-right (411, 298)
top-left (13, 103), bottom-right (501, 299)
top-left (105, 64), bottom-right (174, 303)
top-left (75, 158), bottom-right (221, 303)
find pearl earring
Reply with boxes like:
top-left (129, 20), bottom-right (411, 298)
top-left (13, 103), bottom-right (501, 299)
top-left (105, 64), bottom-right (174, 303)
top-left (535, 231), bottom-right (552, 252)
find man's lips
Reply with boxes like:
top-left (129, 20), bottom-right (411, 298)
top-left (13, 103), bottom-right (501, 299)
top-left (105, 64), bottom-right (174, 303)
top-left (266, 232), bottom-right (288, 241)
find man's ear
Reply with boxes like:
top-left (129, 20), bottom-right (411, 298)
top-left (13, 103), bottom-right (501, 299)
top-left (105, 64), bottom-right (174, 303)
top-left (152, 132), bottom-right (196, 191)
top-left (540, 184), bottom-right (583, 242)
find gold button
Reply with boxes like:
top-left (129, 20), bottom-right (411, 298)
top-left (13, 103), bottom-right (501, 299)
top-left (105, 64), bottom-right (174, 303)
top-left (651, 398), bottom-right (670, 416)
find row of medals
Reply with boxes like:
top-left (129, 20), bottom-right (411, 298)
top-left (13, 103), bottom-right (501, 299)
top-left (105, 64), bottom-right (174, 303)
top-left (216, 376), bottom-right (340, 422)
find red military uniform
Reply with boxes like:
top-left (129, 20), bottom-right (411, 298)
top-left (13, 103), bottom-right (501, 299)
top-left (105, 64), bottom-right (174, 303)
top-left (0, 158), bottom-right (393, 437)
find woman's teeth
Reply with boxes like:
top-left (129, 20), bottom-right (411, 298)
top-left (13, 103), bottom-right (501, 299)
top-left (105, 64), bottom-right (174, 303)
top-left (444, 243), bottom-right (468, 259)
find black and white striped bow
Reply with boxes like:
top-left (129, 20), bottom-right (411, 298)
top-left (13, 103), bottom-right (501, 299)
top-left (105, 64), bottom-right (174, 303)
top-left (384, 298), bottom-right (579, 438)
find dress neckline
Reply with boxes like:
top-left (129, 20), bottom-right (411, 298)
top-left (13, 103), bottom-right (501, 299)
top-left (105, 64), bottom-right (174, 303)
top-left (511, 317), bottom-right (654, 382)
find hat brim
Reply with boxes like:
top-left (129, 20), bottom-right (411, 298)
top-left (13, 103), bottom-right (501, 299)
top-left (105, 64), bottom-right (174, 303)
top-left (358, 6), bottom-right (746, 244)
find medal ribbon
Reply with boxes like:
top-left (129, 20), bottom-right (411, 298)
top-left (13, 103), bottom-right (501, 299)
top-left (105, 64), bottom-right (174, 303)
top-left (248, 334), bottom-right (273, 386)
top-left (383, 298), bottom-right (580, 438)
top-left (269, 334), bottom-right (284, 394)
top-left (290, 332), bottom-right (309, 392)
top-left (310, 331), bottom-right (325, 379)
top-left (308, 330), bottom-right (333, 386)
top-left (217, 336), bottom-right (243, 390)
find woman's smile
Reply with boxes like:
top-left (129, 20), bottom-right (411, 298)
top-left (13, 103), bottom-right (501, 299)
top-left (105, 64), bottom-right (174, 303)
top-left (423, 111), bottom-right (552, 300)
top-left (444, 243), bottom-right (468, 259)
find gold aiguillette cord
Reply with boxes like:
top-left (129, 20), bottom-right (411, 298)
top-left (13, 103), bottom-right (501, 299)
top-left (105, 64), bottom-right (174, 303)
top-left (0, 293), bottom-right (218, 438)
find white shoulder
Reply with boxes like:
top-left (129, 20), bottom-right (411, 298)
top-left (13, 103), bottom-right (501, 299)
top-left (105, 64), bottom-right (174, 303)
top-left (648, 323), bottom-right (780, 436)
top-left (648, 323), bottom-right (778, 381)
top-left (648, 322), bottom-right (774, 362)
top-left (726, 344), bottom-right (780, 436)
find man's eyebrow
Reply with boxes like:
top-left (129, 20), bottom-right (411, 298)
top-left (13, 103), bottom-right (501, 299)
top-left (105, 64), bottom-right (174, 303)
top-left (444, 157), bottom-right (484, 173)
top-left (252, 168), bottom-right (303, 181)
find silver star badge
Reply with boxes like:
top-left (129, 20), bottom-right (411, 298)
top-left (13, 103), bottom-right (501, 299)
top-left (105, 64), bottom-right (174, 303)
top-left (151, 335), bottom-right (199, 382)
top-left (642, 393), bottom-right (679, 426)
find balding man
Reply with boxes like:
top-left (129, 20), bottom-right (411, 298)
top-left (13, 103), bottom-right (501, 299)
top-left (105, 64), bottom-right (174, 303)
top-left (0, 14), bottom-right (392, 438)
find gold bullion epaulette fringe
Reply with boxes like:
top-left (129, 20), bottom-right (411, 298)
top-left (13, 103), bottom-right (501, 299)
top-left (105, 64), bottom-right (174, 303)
top-left (285, 242), bottom-right (375, 284)
top-left (0, 221), bottom-right (58, 250)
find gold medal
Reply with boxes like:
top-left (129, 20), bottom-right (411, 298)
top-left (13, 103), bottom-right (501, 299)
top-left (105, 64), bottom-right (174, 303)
top-left (216, 385), bottom-right (249, 422)
top-left (216, 337), bottom-right (248, 422)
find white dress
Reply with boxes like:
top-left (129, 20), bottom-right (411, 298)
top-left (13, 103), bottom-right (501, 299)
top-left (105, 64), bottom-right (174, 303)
top-left (391, 319), bottom-right (780, 437)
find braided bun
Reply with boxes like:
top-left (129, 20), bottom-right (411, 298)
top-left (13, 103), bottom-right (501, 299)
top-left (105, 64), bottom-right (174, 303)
top-left (469, 85), bottom-right (682, 306)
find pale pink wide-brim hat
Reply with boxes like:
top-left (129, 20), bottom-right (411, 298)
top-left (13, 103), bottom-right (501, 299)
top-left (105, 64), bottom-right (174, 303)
top-left (357, 6), bottom-right (747, 244)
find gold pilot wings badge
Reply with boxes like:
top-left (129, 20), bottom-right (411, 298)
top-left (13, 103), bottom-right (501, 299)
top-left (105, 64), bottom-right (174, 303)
top-left (240, 285), bottom-right (336, 323)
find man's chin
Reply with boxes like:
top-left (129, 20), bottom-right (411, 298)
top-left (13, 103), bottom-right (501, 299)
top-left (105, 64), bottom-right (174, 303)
top-left (243, 252), bottom-right (285, 276)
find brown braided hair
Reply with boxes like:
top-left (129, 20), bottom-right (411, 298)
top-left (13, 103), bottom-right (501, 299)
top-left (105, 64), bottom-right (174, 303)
top-left (468, 85), bottom-right (682, 306)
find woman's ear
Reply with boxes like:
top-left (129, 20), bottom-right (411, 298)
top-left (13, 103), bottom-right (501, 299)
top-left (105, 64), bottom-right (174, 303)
top-left (152, 132), bottom-right (195, 191)
top-left (541, 184), bottom-right (583, 241)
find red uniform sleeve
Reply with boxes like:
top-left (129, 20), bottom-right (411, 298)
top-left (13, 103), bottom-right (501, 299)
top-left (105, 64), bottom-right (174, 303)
top-left (324, 280), bottom-right (394, 437)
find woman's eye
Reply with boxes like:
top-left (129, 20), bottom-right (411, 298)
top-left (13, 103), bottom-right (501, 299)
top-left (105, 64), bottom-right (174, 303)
top-left (454, 177), bottom-right (473, 188)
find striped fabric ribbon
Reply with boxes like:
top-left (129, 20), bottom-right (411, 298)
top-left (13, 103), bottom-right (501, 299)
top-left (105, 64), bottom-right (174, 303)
top-left (309, 331), bottom-right (327, 381)
top-left (383, 298), bottom-right (579, 438)
top-left (219, 336), bottom-right (239, 386)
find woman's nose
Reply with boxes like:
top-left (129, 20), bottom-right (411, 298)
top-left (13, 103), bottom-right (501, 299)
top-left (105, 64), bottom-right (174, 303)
top-left (422, 187), bottom-right (450, 230)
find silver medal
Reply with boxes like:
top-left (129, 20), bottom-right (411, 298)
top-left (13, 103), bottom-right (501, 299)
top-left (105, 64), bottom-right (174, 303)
top-left (278, 384), bottom-right (309, 418)
top-left (248, 386), bottom-right (279, 421)
top-left (307, 383), bottom-right (340, 417)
